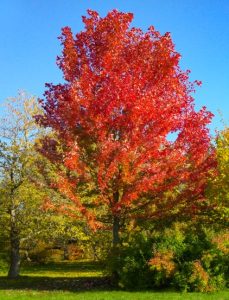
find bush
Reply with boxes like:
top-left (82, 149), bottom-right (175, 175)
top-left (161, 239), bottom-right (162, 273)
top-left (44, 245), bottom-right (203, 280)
top-left (161, 224), bottom-right (228, 292)
top-left (28, 241), bottom-right (63, 263)
top-left (82, 230), bottom-right (111, 261)
top-left (106, 222), bottom-right (228, 292)
top-left (148, 250), bottom-right (176, 287)
top-left (106, 231), bottom-right (153, 289)
top-left (0, 254), bottom-right (8, 274)
top-left (66, 243), bottom-right (83, 261)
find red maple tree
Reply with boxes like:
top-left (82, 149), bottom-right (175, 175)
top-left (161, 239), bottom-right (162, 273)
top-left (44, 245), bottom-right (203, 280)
top-left (37, 10), bottom-right (215, 246)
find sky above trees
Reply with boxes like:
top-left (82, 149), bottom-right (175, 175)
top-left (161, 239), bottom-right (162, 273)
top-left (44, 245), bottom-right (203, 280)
top-left (0, 0), bottom-right (228, 132)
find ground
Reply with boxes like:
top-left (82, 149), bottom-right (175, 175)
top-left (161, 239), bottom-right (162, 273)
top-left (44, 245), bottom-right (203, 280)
top-left (0, 260), bottom-right (228, 299)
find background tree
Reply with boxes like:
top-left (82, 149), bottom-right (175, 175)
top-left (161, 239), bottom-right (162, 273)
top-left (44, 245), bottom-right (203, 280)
top-left (0, 93), bottom-right (50, 278)
top-left (37, 10), bottom-right (216, 248)
top-left (206, 127), bottom-right (229, 226)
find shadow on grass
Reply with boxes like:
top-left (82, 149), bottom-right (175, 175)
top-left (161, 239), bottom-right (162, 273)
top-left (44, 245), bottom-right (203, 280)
top-left (0, 260), bottom-right (114, 292)
top-left (0, 275), bottom-right (113, 292)
top-left (21, 260), bottom-right (104, 273)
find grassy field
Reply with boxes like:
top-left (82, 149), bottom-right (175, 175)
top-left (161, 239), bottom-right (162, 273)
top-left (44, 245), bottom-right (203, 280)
top-left (0, 260), bottom-right (228, 299)
top-left (0, 290), bottom-right (228, 300)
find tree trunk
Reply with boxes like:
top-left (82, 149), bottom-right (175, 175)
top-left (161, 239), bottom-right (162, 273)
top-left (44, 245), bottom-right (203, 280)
top-left (112, 215), bottom-right (120, 247)
top-left (8, 237), bottom-right (20, 279)
top-left (63, 243), bottom-right (69, 260)
top-left (8, 209), bottom-right (20, 279)
top-left (112, 191), bottom-right (120, 248)
top-left (111, 192), bottom-right (121, 282)
top-left (24, 250), bottom-right (31, 262)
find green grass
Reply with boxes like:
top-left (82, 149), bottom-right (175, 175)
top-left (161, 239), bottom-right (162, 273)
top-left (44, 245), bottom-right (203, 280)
top-left (0, 260), bottom-right (108, 291)
top-left (0, 260), bottom-right (228, 299)
top-left (18, 260), bottom-right (104, 277)
top-left (0, 290), bottom-right (228, 300)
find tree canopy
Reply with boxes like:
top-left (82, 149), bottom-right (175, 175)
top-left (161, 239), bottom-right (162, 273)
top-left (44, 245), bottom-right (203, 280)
top-left (36, 10), bottom-right (216, 245)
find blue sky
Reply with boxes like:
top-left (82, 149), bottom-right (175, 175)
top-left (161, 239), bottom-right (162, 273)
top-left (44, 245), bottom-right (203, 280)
top-left (0, 0), bottom-right (228, 133)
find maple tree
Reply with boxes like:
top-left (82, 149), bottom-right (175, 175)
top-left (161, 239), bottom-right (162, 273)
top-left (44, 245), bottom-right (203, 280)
top-left (36, 10), bottom-right (216, 246)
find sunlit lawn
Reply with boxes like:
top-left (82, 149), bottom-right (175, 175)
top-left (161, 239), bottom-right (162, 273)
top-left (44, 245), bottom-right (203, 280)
top-left (0, 290), bottom-right (228, 300)
top-left (0, 260), bottom-right (228, 299)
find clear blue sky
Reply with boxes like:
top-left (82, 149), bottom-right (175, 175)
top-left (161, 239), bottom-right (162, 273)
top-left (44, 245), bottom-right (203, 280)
top-left (0, 0), bottom-right (228, 133)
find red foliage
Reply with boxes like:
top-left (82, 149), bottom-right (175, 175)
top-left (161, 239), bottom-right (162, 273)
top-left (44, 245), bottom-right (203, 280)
top-left (36, 10), bottom-right (216, 228)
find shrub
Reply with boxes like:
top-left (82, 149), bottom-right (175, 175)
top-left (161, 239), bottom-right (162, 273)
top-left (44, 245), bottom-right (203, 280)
top-left (66, 243), bottom-right (83, 261)
top-left (170, 225), bottom-right (228, 291)
top-left (82, 230), bottom-right (111, 261)
top-left (148, 250), bottom-right (176, 286)
top-left (188, 260), bottom-right (211, 292)
top-left (28, 241), bottom-right (63, 263)
top-left (106, 222), bottom-right (228, 292)
top-left (106, 231), bottom-right (153, 289)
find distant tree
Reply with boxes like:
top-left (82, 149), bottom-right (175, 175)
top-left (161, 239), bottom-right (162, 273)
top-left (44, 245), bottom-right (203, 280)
top-left (206, 127), bottom-right (229, 226)
top-left (37, 10), bottom-right (216, 248)
top-left (0, 93), bottom-right (49, 278)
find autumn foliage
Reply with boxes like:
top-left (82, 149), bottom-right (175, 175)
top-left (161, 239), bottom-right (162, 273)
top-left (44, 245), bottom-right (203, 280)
top-left (36, 10), bottom-right (215, 240)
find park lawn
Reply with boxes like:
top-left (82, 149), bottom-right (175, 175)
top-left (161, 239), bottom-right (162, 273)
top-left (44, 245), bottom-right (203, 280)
top-left (0, 290), bottom-right (228, 300)
top-left (0, 260), bottom-right (104, 278)
top-left (19, 260), bottom-right (104, 278)
top-left (0, 260), bottom-right (228, 299)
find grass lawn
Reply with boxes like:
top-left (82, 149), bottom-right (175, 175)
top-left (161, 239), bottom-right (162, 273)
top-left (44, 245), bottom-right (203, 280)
top-left (0, 260), bottom-right (228, 299)
top-left (0, 290), bottom-right (228, 300)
